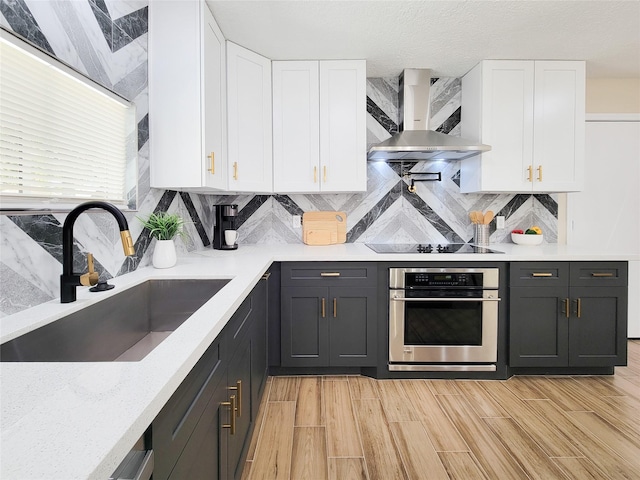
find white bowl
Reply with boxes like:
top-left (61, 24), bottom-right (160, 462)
top-left (511, 233), bottom-right (543, 245)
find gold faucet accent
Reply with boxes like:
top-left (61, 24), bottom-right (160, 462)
top-left (120, 230), bottom-right (135, 256)
top-left (79, 253), bottom-right (99, 287)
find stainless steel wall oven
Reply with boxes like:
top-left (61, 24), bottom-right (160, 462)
top-left (389, 267), bottom-right (500, 371)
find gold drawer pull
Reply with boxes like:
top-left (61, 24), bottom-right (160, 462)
top-left (333, 298), bottom-right (337, 318)
top-left (532, 273), bottom-right (554, 277)
top-left (233, 162), bottom-right (238, 180)
top-left (228, 380), bottom-right (242, 417)
top-left (591, 273), bottom-right (614, 277)
top-left (323, 165), bottom-right (327, 183)
top-left (537, 165), bottom-right (543, 182)
top-left (320, 272), bottom-right (341, 277)
top-left (563, 298), bottom-right (570, 318)
top-left (261, 272), bottom-right (271, 280)
top-left (208, 152), bottom-right (215, 174)
top-left (222, 395), bottom-right (236, 435)
top-left (321, 298), bottom-right (326, 318)
top-left (527, 165), bottom-right (533, 182)
top-left (314, 166), bottom-right (317, 183)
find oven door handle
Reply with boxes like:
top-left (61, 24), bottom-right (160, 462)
top-left (391, 296), bottom-right (501, 302)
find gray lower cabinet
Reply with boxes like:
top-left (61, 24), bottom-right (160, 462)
top-left (153, 275), bottom-right (269, 480)
top-left (280, 263), bottom-right (377, 367)
top-left (510, 262), bottom-right (627, 367)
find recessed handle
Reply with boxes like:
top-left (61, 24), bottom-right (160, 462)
top-left (320, 272), bottom-right (341, 277)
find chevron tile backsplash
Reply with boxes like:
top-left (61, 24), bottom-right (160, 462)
top-left (0, 0), bottom-right (557, 315)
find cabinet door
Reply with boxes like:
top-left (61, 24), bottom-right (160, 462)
top-left (149, 0), bottom-right (204, 189)
top-left (167, 374), bottom-right (229, 480)
top-left (281, 286), bottom-right (328, 366)
top-left (568, 287), bottom-right (628, 366)
top-left (251, 275), bottom-right (269, 420)
top-left (461, 60), bottom-right (534, 193)
top-left (227, 338), bottom-right (252, 480)
top-left (509, 286), bottom-right (569, 367)
top-left (272, 61), bottom-right (320, 192)
top-left (227, 42), bottom-right (273, 192)
top-left (532, 61), bottom-right (585, 192)
top-left (319, 60), bottom-right (367, 192)
top-left (202, 5), bottom-right (227, 189)
top-left (329, 286), bottom-right (377, 366)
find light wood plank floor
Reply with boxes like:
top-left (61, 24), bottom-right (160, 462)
top-left (242, 340), bottom-right (640, 480)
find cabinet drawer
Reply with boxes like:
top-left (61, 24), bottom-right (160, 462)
top-left (153, 336), bottom-right (224, 480)
top-left (570, 262), bottom-right (628, 287)
top-left (281, 262), bottom-right (377, 287)
top-left (510, 262), bottom-right (569, 287)
top-left (226, 293), bottom-right (253, 351)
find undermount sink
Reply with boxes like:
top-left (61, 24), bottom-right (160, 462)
top-left (0, 279), bottom-right (230, 362)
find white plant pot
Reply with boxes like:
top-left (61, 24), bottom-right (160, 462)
top-left (152, 239), bottom-right (177, 269)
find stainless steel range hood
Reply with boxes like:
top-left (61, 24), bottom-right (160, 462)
top-left (367, 69), bottom-right (490, 161)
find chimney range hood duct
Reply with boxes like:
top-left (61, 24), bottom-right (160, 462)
top-left (367, 69), bottom-right (490, 161)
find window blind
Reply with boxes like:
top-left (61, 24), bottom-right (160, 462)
top-left (0, 30), bottom-right (135, 205)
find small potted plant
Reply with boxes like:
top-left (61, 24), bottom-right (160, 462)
top-left (138, 212), bottom-right (186, 268)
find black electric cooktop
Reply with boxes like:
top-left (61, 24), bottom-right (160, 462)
top-left (365, 243), bottom-right (504, 254)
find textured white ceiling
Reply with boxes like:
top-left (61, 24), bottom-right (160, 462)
top-left (206, 0), bottom-right (640, 78)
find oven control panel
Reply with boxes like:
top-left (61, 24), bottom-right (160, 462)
top-left (406, 272), bottom-right (482, 288)
top-left (389, 267), bottom-right (500, 290)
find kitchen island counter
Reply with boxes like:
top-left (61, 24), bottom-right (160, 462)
top-left (1, 242), bottom-right (637, 479)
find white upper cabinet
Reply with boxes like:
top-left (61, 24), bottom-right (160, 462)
top-left (460, 60), bottom-right (585, 193)
top-left (272, 60), bottom-right (366, 193)
top-left (227, 42), bottom-right (273, 193)
top-left (149, 1), bottom-right (227, 191)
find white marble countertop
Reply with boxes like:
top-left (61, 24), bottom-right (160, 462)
top-left (1, 243), bottom-right (637, 479)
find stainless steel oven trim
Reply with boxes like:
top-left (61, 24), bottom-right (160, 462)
top-left (389, 364), bottom-right (497, 372)
top-left (389, 267), bottom-right (500, 290)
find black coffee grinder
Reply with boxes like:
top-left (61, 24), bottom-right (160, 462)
top-left (213, 204), bottom-right (238, 250)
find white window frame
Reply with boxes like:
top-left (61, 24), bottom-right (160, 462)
top-left (0, 28), bottom-right (137, 211)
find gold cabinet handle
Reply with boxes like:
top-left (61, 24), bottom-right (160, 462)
top-left (314, 166), bottom-right (317, 183)
top-left (591, 272), bottom-right (614, 277)
top-left (320, 272), bottom-right (341, 277)
top-left (563, 298), bottom-right (570, 318)
top-left (573, 298), bottom-right (582, 318)
top-left (208, 152), bottom-right (215, 174)
top-left (261, 272), bottom-right (271, 280)
top-left (233, 162), bottom-right (238, 180)
top-left (527, 165), bottom-right (533, 182)
top-left (532, 273), bottom-right (553, 277)
top-left (323, 165), bottom-right (327, 183)
top-left (222, 395), bottom-right (236, 435)
top-left (321, 298), bottom-right (326, 318)
top-left (227, 380), bottom-right (242, 417)
top-left (333, 298), bottom-right (337, 318)
top-left (537, 165), bottom-right (543, 182)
